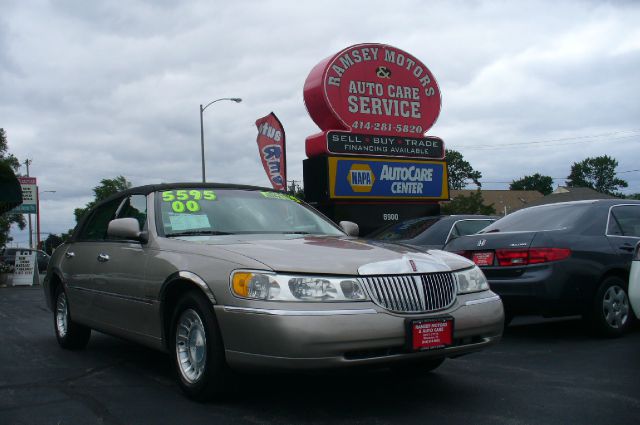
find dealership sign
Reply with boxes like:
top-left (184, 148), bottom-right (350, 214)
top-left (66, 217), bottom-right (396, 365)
top-left (12, 177), bottom-right (37, 214)
top-left (328, 156), bottom-right (448, 200)
top-left (304, 43), bottom-right (443, 159)
top-left (307, 130), bottom-right (444, 159)
top-left (255, 112), bottom-right (287, 191)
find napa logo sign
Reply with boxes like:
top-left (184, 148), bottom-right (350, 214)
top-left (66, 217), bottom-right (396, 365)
top-left (347, 164), bottom-right (375, 192)
top-left (328, 156), bottom-right (449, 200)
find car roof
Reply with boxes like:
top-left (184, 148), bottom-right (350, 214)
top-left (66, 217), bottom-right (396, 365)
top-left (521, 198), bottom-right (640, 210)
top-left (100, 182), bottom-right (274, 202)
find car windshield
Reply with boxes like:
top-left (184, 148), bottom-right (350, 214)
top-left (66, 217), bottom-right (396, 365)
top-left (369, 217), bottom-right (440, 241)
top-left (156, 188), bottom-right (344, 237)
top-left (480, 204), bottom-right (591, 233)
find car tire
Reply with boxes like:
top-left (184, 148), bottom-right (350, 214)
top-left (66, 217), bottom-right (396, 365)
top-left (589, 276), bottom-right (632, 338)
top-left (171, 290), bottom-right (230, 401)
top-left (391, 357), bottom-right (445, 376)
top-left (53, 285), bottom-right (91, 350)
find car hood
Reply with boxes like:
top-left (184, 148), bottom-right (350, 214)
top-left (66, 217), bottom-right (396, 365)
top-left (172, 235), bottom-right (473, 275)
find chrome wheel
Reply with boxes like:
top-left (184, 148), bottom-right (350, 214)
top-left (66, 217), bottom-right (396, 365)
top-left (56, 291), bottom-right (69, 338)
top-left (602, 285), bottom-right (629, 329)
top-left (175, 309), bottom-right (207, 384)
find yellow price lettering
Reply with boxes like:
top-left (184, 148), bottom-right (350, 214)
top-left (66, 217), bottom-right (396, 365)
top-left (186, 201), bottom-right (200, 212)
top-left (163, 190), bottom-right (216, 204)
top-left (172, 201), bottom-right (186, 213)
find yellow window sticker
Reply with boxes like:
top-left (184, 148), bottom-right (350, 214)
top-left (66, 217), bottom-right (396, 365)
top-left (260, 191), bottom-right (300, 203)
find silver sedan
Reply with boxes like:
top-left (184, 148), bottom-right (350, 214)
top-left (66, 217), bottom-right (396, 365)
top-left (43, 184), bottom-right (504, 400)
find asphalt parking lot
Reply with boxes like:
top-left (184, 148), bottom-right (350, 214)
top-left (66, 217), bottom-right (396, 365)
top-left (1, 286), bottom-right (639, 425)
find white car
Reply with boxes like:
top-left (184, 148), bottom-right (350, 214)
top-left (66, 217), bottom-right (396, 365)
top-left (630, 242), bottom-right (640, 320)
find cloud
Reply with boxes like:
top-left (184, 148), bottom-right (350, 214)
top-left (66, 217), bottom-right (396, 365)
top-left (2, 0), bottom-right (640, 244)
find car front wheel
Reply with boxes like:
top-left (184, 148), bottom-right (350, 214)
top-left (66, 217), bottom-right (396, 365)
top-left (54, 285), bottom-right (91, 349)
top-left (590, 276), bottom-right (632, 337)
top-left (171, 291), bottom-right (230, 401)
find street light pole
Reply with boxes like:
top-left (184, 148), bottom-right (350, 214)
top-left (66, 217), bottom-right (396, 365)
top-left (199, 97), bottom-right (242, 183)
top-left (24, 159), bottom-right (32, 249)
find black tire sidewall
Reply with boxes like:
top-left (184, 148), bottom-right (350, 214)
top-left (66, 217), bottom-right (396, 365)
top-left (171, 291), bottom-right (227, 400)
top-left (53, 285), bottom-right (90, 349)
top-left (592, 276), bottom-right (631, 337)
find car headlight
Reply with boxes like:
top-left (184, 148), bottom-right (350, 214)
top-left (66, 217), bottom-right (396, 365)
top-left (231, 271), bottom-right (368, 302)
top-left (454, 266), bottom-right (489, 294)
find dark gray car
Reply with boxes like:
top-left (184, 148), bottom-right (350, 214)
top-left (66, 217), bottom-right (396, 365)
top-left (43, 183), bottom-right (504, 400)
top-left (446, 200), bottom-right (640, 337)
top-left (369, 215), bottom-right (497, 250)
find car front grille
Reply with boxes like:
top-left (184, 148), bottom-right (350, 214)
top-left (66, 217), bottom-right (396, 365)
top-left (359, 273), bottom-right (457, 313)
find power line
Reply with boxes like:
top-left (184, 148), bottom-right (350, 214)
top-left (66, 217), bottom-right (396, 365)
top-left (453, 129), bottom-right (640, 151)
top-left (478, 169), bottom-right (640, 184)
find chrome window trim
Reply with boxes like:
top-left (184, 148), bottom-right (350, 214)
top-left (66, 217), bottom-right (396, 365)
top-left (464, 295), bottom-right (501, 306)
top-left (223, 306), bottom-right (378, 316)
top-left (605, 204), bottom-right (640, 238)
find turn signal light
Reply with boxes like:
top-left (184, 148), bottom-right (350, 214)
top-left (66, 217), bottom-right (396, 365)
top-left (231, 272), bottom-right (253, 297)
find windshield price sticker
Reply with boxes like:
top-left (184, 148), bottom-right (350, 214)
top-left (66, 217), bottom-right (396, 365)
top-left (260, 191), bottom-right (301, 203)
top-left (162, 190), bottom-right (216, 213)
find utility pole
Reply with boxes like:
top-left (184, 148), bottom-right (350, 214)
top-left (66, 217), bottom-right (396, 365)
top-left (24, 159), bottom-right (32, 249)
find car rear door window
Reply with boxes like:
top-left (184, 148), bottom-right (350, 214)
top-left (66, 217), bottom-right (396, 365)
top-left (608, 205), bottom-right (640, 237)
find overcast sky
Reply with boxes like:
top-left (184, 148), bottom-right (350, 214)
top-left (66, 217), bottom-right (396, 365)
top-left (2, 0), bottom-right (639, 246)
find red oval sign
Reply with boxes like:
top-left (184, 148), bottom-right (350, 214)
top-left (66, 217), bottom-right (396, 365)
top-left (304, 43), bottom-right (441, 138)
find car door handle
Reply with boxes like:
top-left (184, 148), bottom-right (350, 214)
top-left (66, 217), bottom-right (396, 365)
top-left (620, 245), bottom-right (634, 252)
top-left (97, 253), bottom-right (110, 262)
top-left (65, 252), bottom-right (75, 259)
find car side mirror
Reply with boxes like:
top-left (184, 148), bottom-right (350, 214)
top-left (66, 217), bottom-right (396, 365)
top-left (107, 218), bottom-right (148, 243)
top-left (339, 221), bottom-right (359, 237)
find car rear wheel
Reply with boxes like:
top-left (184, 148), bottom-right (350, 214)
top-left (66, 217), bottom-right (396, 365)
top-left (391, 357), bottom-right (445, 376)
top-left (171, 291), bottom-right (230, 401)
top-left (590, 276), bottom-right (632, 337)
top-left (54, 285), bottom-right (91, 349)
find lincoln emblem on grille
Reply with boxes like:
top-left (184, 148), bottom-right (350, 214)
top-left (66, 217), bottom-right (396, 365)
top-left (409, 259), bottom-right (417, 272)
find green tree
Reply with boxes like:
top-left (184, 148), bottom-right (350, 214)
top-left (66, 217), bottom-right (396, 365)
top-left (626, 193), bottom-right (640, 200)
top-left (566, 155), bottom-right (627, 196)
top-left (441, 191), bottom-right (496, 215)
top-left (0, 128), bottom-right (26, 247)
top-left (74, 176), bottom-right (133, 224)
top-left (446, 149), bottom-right (482, 190)
top-left (43, 233), bottom-right (64, 255)
top-left (510, 173), bottom-right (554, 195)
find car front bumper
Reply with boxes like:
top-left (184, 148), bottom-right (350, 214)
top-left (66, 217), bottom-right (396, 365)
top-left (214, 291), bottom-right (503, 370)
